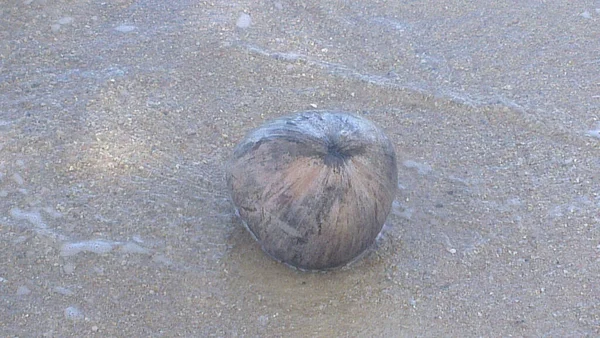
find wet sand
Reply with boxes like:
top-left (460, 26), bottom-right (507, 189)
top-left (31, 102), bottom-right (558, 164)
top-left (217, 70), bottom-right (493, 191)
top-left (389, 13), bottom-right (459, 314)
top-left (1, 0), bottom-right (599, 336)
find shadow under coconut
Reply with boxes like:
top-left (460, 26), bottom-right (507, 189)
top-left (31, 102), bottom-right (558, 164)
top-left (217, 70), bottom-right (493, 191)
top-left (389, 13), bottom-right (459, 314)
top-left (217, 194), bottom-right (416, 336)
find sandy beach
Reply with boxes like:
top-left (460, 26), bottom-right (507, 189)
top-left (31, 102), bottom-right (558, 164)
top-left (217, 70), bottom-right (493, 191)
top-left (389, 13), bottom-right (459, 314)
top-left (1, 0), bottom-right (599, 336)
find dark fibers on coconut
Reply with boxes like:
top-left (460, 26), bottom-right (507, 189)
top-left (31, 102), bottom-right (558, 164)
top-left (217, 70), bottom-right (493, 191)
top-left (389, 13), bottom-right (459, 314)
top-left (227, 111), bottom-right (398, 271)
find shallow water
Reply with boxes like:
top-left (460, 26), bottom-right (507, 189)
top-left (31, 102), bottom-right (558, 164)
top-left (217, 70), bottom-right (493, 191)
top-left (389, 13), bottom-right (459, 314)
top-left (1, 0), bottom-right (599, 336)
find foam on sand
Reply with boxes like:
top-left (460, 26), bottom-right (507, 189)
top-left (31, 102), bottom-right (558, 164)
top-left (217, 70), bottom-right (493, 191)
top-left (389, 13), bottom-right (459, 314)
top-left (586, 123), bottom-right (600, 139)
top-left (60, 240), bottom-right (117, 256)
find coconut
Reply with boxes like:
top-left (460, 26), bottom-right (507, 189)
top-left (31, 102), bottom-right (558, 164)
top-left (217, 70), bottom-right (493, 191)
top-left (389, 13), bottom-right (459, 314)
top-left (227, 111), bottom-right (398, 270)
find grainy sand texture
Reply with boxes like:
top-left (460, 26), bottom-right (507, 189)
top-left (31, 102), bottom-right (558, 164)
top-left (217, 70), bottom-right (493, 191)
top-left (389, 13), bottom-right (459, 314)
top-left (1, 0), bottom-right (599, 336)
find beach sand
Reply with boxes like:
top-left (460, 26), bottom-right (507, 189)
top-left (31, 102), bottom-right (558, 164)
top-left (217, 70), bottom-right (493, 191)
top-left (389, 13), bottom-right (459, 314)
top-left (1, 0), bottom-right (599, 336)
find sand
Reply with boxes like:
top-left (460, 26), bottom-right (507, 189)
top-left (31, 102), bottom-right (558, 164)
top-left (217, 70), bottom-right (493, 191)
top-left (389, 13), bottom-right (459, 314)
top-left (1, 0), bottom-right (599, 336)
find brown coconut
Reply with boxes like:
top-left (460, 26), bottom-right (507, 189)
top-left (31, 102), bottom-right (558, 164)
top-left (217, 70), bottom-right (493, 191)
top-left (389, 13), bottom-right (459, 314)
top-left (227, 111), bottom-right (398, 270)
